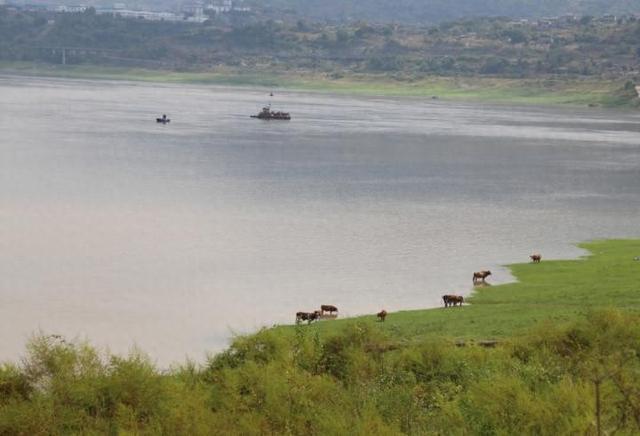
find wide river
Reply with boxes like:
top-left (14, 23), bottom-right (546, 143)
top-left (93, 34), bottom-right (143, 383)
top-left (1, 76), bottom-right (639, 364)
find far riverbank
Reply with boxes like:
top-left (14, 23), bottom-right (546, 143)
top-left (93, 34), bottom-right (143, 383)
top-left (2, 61), bottom-right (638, 109)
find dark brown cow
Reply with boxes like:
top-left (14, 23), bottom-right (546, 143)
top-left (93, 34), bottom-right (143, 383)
top-left (377, 310), bottom-right (387, 322)
top-left (320, 305), bottom-right (338, 316)
top-left (296, 310), bottom-right (320, 324)
top-left (442, 295), bottom-right (464, 307)
top-left (530, 254), bottom-right (542, 263)
top-left (473, 270), bottom-right (492, 284)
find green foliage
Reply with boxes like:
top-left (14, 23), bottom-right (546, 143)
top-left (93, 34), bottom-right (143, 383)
top-left (501, 28), bottom-right (528, 44)
top-left (1, 240), bottom-right (639, 433)
top-left (3, 308), bottom-right (640, 434)
top-left (3, 8), bottom-right (640, 86)
top-left (480, 56), bottom-right (509, 74)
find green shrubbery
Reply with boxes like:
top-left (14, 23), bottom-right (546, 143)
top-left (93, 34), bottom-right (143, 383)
top-left (1, 309), bottom-right (639, 434)
top-left (1, 241), bottom-right (638, 433)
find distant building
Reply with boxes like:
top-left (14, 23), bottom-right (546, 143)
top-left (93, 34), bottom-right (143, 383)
top-left (559, 14), bottom-right (577, 24)
top-left (182, 0), bottom-right (206, 22)
top-left (96, 7), bottom-right (181, 21)
top-left (55, 5), bottom-right (88, 12)
top-left (205, 0), bottom-right (250, 15)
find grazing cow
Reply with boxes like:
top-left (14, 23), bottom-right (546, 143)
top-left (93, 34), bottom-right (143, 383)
top-left (442, 295), bottom-right (464, 307)
top-left (530, 254), bottom-right (542, 263)
top-left (473, 270), bottom-right (492, 284)
top-left (296, 310), bottom-right (321, 324)
top-left (377, 310), bottom-right (387, 322)
top-left (295, 312), bottom-right (308, 323)
top-left (310, 310), bottom-right (320, 323)
top-left (320, 305), bottom-right (338, 316)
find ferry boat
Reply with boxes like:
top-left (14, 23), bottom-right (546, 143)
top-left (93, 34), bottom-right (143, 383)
top-left (251, 105), bottom-right (291, 120)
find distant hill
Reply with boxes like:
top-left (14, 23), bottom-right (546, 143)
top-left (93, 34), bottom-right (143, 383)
top-left (247, 0), bottom-right (640, 23)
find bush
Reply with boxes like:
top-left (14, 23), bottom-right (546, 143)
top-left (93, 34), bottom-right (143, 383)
top-left (1, 311), bottom-right (640, 434)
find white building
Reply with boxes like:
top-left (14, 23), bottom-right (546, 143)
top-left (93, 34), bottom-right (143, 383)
top-left (205, 0), bottom-right (250, 15)
top-left (97, 7), bottom-right (182, 21)
top-left (55, 5), bottom-right (88, 12)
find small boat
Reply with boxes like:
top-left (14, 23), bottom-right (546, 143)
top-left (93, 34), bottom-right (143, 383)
top-left (251, 106), bottom-right (291, 120)
top-left (156, 114), bottom-right (170, 124)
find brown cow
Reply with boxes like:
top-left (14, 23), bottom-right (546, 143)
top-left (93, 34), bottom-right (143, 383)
top-left (473, 270), bottom-right (492, 284)
top-left (377, 310), bottom-right (387, 322)
top-left (320, 305), bottom-right (338, 316)
top-left (296, 310), bottom-right (321, 324)
top-left (530, 254), bottom-right (542, 263)
top-left (442, 295), bottom-right (464, 307)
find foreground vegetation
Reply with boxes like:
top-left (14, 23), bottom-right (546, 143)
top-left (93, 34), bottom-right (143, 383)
top-left (1, 240), bottom-right (639, 434)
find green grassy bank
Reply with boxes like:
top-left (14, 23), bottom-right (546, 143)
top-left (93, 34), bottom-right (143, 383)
top-left (274, 239), bottom-right (640, 342)
top-left (2, 61), bottom-right (638, 108)
top-left (1, 240), bottom-right (639, 434)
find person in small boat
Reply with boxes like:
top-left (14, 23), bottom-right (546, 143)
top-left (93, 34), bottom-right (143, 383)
top-left (162, 114), bottom-right (167, 121)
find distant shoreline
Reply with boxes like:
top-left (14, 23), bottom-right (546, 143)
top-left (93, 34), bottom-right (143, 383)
top-left (1, 61), bottom-right (637, 109)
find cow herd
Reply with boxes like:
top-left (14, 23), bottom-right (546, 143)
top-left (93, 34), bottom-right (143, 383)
top-left (296, 305), bottom-right (339, 324)
top-left (443, 253), bottom-right (542, 309)
top-left (296, 254), bottom-right (542, 322)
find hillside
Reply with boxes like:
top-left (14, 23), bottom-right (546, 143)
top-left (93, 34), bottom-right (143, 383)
top-left (3, 9), bottom-right (640, 94)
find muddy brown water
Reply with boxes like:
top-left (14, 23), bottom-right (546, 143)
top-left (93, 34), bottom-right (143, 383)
top-left (1, 75), bottom-right (638, 364)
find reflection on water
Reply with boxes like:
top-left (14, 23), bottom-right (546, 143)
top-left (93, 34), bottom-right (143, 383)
top-left (0, 76), bottom-right (638, 364)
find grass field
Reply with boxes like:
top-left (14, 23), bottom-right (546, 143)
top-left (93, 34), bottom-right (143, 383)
top-left (1, 61), bottom-right (637, 108)
top-left (1, 240), bottom-right (639, 434)
top-left (272, 239), bottom-right (640, 343)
